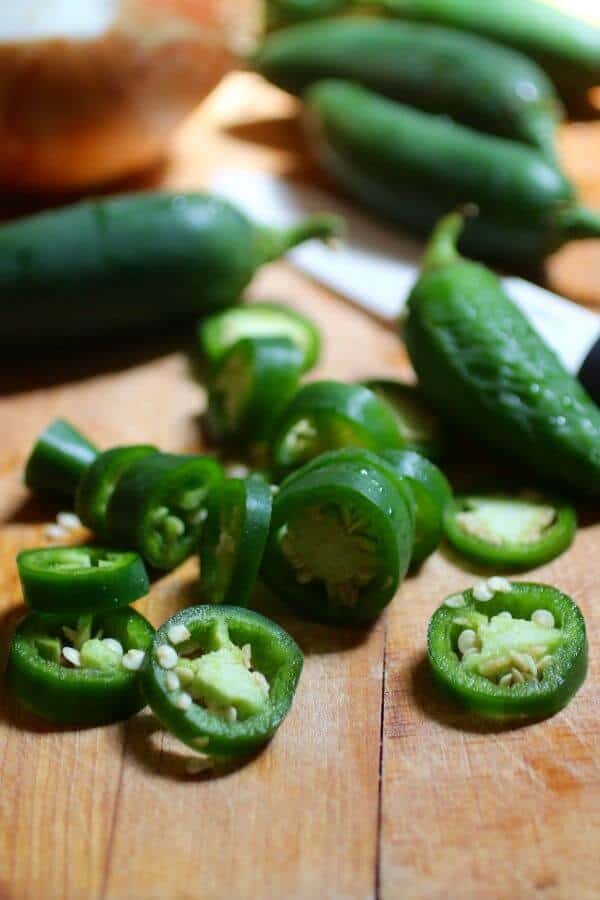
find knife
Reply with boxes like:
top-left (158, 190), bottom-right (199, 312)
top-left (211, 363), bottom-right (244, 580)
top-left (211, 168), bottom-right (600, 404)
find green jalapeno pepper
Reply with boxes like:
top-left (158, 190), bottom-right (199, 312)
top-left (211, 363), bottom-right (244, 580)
top-left (199, 477), bottom-right (273, 607)
top-left (404, 213), bottom-right (600, 496)
top-left (6, 607), bottom-right (155, 725)
top-left (17, 546), bottom-right (150, 615)
top-left (266, 0), bottom-right (350, 30)
top-left (206, 336), bottom-right (304, 449)
top-left (262, 459), bottom-right (414, 624)
top-left (271, 380), bottom-right (404, 476)
top-left (76, 445), bottom-right (158, 540)
top-left (362, 379), bottom-right (444, 459)
top-left (443, 490), bottom-right (577, 570)
top-left (25, 419), bottom-right (99, 500)
top-left (380, 449), bottom-right (450, 567)
top-left (107, 453), bottom-right (224, 571)
top-left (199, 302), bottom-right (321, 373)
top-left (428, 581), bottom-right (587, 720)
top-left (303, 80), bottom-right (600, 265)
top-left (142, 606), bottom-right (303, 763)
top-left (256, 18), bottom-right (563, 160)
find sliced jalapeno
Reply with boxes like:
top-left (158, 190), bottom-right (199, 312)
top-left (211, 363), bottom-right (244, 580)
top-left (6, 607), bottom-right (154, 725)
top-left (206, 336), bottom-right (304, 448)
top-left (262, 459), bottom-right (414, 625)
top-left (17, 546), bottom-right (150, 615)
top-left (142, 606), bottom-right (303, 762)
top-left (443, 490), bottom-right (577, 569)
top-left (271, 380), bottom-right (404, 476)
top-left (362, 379), bottom-right (444, 459)
top-left (199, 302), bottom-right (321, 372)
top-left (107, 453), bottom-right (224, 570)
top-left (428, 581), bottom-right (587, 720)
top-left (25, 419), bottom-right (99, 500)
top-left (380, 450), bottom-right (451, 567)
top-left (76, 445), bottom-right (158, 539)
top-left (199, 476), bottom-right (273, 607)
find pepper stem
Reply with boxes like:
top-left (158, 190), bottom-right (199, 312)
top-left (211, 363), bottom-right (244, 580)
top-left (557, 205), bottom-right (600, 241)
top-left (256, 214), bottom-right (344, 265)
top-left (421, 212), bottom-right (466, 272)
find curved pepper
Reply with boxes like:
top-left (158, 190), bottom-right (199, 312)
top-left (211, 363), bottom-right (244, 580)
top-left (25, 419), bottom-right (98, 500)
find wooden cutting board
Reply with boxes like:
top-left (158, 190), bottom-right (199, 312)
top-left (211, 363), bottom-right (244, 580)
top-left (0, 72), bottom-right (599, 900)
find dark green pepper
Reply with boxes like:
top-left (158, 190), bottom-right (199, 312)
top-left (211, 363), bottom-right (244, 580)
top-left (404, 213), bottom-right (600, 496)
top-left (107, 453), bottom-right (224, 571)
top-left (303, 80), bottom-right (600, 265)
top-left (443, 490), bottom-right (577, 570)
top-left (256, 18), bottom-right (563, 159)
top-left (428, 581), bottom-right (587, 720)
top-left (262, 459), bottom-right (414, 624)
top-left (6, 607), bottom-right (154, 725)
top-left (271, 380), bottom-right (404, 475)
top-left (0, 192), bottom-right (340, 348)
top-left (25, 419), bottom-right (98, 500)
top-left (142, 606), bottom-right (303, 763)
top-left (76, 445), bottom-right (158, 540)
top-left (362, 378), bottom-right (444, 459)
top-left (17, 546), bottom-right (150, 615)
top-left (266, 0), bottom-right (350, 30)
top-left (199, 476), bottom-right (273, 607)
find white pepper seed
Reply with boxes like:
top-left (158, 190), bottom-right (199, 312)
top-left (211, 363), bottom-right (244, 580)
top-left (102, 638), bottom-right (124, 657)
top-left (57, 512), bottom-right (82, 531)
top-left (499, 673), bottom-right (513, 687)
top-left (166, 671), bottom-right (180, 692)
top-left (473, 581), bottom-right (493, 602)
top-left (168, 624), bottom-right (192, 646)
top-left (487, 576), bottom-right (512, 594)
top-left (445, 594), bottom-right (465, 608)
top-left (44, 524), bottom-right (68, 541)
top-left (511, 668), bottom-right (525, 684)
top-left (457, 629), bottom-right (477, 655)
top-left (175, 692), bottom-right (192, 711)
top-left (62, 647), bottom-right (81, 667)
top-left (531, 609), bottom-right (555, 629)
top-left (122, 649), bottom-right (145, 671)
top-left (156, 645), bottom-right (179, 670)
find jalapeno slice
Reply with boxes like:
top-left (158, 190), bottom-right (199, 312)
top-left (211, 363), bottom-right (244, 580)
top-left (380, 449), bottom-right (451, 567)
top-left (76, 445), bottom-right (158, 540)
top-left (362, 379), bottom-right (444, 459)
top-left (17, 546), bottom-right (150, 615)
top-left (262, 460), bottom-right (414, 625)
top-left (199, 476), bottom-right (273, 607)
top-left (199, 302), bottom-right (321, 373)
top-left (271, 380), bottom-right (404, 476)
top-left (443, 490), bottom-right (577, 569)
top-left (142, 606), bottom-right (303, 762)
top-left (206, 336), bottom-right (304, 449)
top-left (25, 419), bottom-right (99, 500)
top-left (107, 453), bottom-right (224, 570)
top-left (428, 581), bottom-right (587, 720)
top-left (6, 607), bottom-right (154, 725)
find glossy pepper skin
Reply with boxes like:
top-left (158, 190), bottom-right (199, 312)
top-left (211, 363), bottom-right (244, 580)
top-left (303, 80), bottom-right (600, 265)
top-left (428, 582), bottom-right (587, 720)
top-left (17, 546), bottom-right (150, 615)
top-left (256, 18), bottom-right (563, 160)
top-left (142, 606), bottom-right (303, 759)
top-left (6, 608), bottom-right (154, 725)
top-left (262, 459), bottom-right (414, 625)
top-left (25, 419), bottom-right (98, 500)
top-left (199, 476), bottom-right (273, 607)
top-left (404, 213), bottom-right (600, 496)
top-left (0, 193), bottom-right (340, 348)
top-left (266, 0), bottom-right (350, 30)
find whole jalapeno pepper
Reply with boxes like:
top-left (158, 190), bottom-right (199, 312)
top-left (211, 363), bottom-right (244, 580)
top-left (199, 476), bottom-right (273, 607)
top-left (142, 606), bottom-right (303, 764)
top-left (443, 489), bottom-right (577, 570)
top-left (271, 380), bottom-right (404, 476)
top-left (107, 453), bottom-right (224, 570)
top-left (76, 445), bottom-right (158, 540)
top-left (6, 607), bottom-right (155, 725)
top-left (428, 581), bottom-right (587, 720)
top-left (262, 459), bottom-right (414, 625)
top-left (362, 378), bottom-right (444, 459)
top-left (17, 545), bottom-right (150, 615)
top-left (25, 419), bottom-right (99, 500)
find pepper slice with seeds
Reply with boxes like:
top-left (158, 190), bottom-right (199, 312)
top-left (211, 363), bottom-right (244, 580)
top-left (25, 418), bottom-right (99, 500)
top-left (428, 581), bottom-right (587, 720)
top-left (262, 459), bottom-right (414, 625)
top-left (107, 453), bottom-right (224, 570)
top-left (199, 476), bottom-right (272, 607)
top-left (17, 546), bottom-right (150, 614)
top-left (362, 379), bottom-right (444, 459)
top-left (6, 607), bottom-right (154, 725)
top-left (443, 490), bottom-right (576, 569)
top-left (142, 606), bottom-right (303, 762)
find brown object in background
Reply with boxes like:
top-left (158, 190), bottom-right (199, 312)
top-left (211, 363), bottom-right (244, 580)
top-left (0, 0), bottom-right (261, 192)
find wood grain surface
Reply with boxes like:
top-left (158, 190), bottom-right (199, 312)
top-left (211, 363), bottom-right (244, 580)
top-left (1, 61), bottom-right (600, 900)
